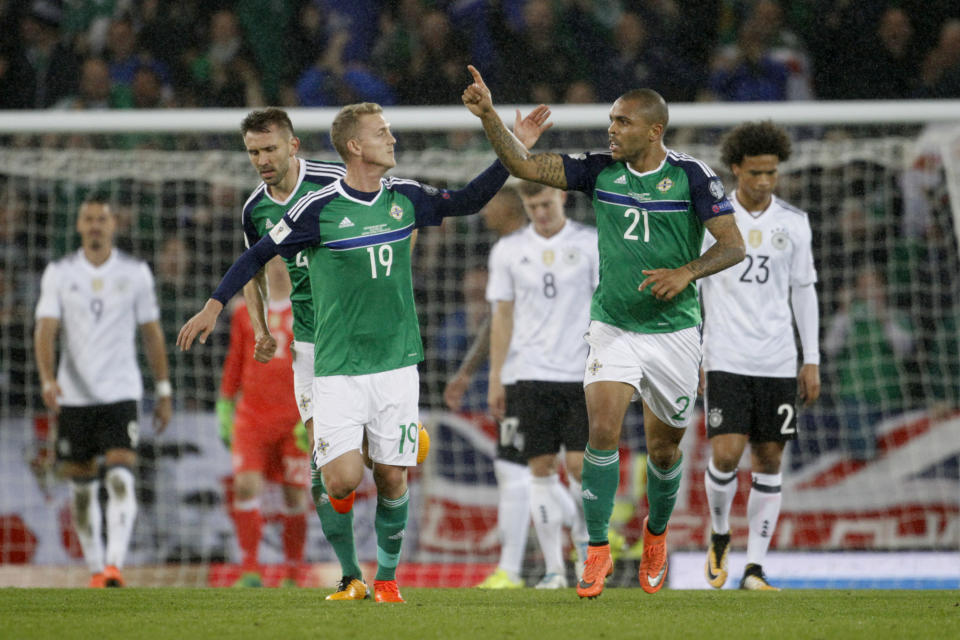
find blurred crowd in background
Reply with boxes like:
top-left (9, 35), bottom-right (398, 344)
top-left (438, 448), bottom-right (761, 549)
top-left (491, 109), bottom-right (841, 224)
top-left (2, 0), bottom-right (960, 116)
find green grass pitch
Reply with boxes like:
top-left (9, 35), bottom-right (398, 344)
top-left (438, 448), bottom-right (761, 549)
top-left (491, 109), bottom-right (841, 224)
top-left (2, 588), bottom-right (957, 640)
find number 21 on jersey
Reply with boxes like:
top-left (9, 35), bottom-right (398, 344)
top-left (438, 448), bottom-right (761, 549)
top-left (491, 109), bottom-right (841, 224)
top-left (624, 208), bottom-right (650, 242)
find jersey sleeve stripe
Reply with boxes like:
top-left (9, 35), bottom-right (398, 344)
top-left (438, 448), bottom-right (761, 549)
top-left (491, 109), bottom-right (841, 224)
top-left (667, 150), bottom-right (717, 178)
top-left (287, 183), bottom-right (339, 222)
top-left (325, 223), bottom-right (414, 251)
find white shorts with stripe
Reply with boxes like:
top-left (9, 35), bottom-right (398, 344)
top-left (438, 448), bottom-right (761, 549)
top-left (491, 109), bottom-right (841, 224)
top-left (582, 320), bottom-right (700, 428)
top-left (311, 365), bottom-right (420, 468)
top-left (292, 341), bottom-right (315, 424)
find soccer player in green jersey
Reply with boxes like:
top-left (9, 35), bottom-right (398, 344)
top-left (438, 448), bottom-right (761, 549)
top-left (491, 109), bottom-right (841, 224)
top-left (232, 107), bottom-right (373, 598)
top-left (463, 65), bottom-right (746, 599)
top-left (179, 101), bottom-right (551, 602)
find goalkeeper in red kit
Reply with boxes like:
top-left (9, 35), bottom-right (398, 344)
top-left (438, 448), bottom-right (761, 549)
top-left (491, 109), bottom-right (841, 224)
top-left (218, 257), bottom-right (310, 587)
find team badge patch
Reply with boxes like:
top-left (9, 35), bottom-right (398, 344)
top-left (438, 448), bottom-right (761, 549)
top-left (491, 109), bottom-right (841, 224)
top-left (299, 393), bottom-right (311, 413)
top-left (389, 204), bottom-right (404, 220)
top-left (708, 177), bottom-right (726, 200)
top-left (771, 229), bottom-right (789, 250)
top-left (748, 229), bottom-right (762, 248)
top-left (315, 438), bottom-right (330, 456)
top-left (656, 177), bottom-right (673, 193)
top-left (542, 249), bottom-right (555, 266)
top-left (588, 359), bottom-right (603, 376)
top-left (708, 407), bottom-right (723, 428)
top-left (91, 278), bottom-right (103, 292)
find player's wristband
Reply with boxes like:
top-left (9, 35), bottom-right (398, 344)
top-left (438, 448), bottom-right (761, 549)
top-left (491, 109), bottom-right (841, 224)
top-left (155, 380), bottom-right (173, 398)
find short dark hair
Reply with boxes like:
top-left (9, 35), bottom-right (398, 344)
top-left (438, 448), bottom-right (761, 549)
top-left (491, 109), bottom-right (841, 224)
top-left (617, 88), bottom-right (669, 128)
top-left (240, 107), bottom-right (295, 138)
top-left (720, 120), bottom-right (792, 168)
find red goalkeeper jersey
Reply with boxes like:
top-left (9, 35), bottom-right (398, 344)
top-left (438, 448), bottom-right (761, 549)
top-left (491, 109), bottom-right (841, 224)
top-left (220, 299), bottom-right (301, 432)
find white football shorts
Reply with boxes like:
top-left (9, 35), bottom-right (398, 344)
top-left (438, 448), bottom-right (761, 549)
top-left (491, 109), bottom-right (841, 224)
top-left (311, 365), bottom-right (420, 467)
top-left (582, 320), bottom-right (700, 428)
top-left (292, 341), bottom-right (315, 424)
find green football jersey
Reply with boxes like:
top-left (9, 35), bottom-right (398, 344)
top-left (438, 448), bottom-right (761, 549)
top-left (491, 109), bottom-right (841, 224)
top-left (562, 150), bottom-right (734, 333)
top-left (268, 177), bottom-right (449, 376)
top-left (242, 159), bottom-right (345, 341)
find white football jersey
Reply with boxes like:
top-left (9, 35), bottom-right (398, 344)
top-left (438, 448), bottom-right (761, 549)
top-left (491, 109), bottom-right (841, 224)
top-left (700, 192), bottom-right (817, 377)
top-left (487, 220), bottom-right (599, 383)
top-left (35, 249), bottom-right (160, 405)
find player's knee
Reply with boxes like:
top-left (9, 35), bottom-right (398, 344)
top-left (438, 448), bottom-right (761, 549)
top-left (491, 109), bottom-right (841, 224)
top-left (646, 439), bottom-right (681, 470)
top-left (372, 464), bottom-right (407, 498)
top-left (711, 453), bottom-right (740, 473)
top-left (105, 466), bottom-right (134, 500)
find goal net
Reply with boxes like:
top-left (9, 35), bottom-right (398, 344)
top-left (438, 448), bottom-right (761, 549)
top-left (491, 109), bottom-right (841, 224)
top-left (0, 109), bottom-right (957, 588)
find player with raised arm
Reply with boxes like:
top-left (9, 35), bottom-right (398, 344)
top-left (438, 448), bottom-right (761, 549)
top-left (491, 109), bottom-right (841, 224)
top-left (463, 65), bottom-right (745, 599)
top-left (218, 257), bottom-right (310, 588)
top-left (487, 181), bottom-right (598, 588)
top-left (34, 196), bottom-right (172, 588)
top-left (178, 101), bottom-right (551, 602)
top-left (700, 121), bottom-right (820, 591)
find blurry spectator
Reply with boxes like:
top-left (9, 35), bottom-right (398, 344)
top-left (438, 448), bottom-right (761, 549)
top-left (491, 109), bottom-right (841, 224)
top-left (234, 0), bottom-right (293, 104)
top-left (492, 0), bottom-right (588, 104)
top-left (18, 0), bottom-right (80, 108)
top-left (564, 80), bottom-right (598, 104)
top-left (62, 0), bottom-right (121, 56)
top-left (401, 10), bottom-right (469, 105)
top-left (189, 9), bottom-right (264, 107)
top-left (55, 57), bottom-right (119, 110)
top-left (369, 0), bottom-right (423, 92)
top-left (596, 11), bottom-right (702, 103)
top-left (747, 0), bottom-right (813, 100)
top-left (824, 266), bottom-right (914, 461)
top-left (863, 7), bottom-right (921, 99)
top-left (295, 32), bottom-right (396, 107)
top-left (920, 19), bottom-right (960, 98)
top-left (286, 1), bottom-right (330, 93)
top-left (707, 19), bottom-right (790, 101)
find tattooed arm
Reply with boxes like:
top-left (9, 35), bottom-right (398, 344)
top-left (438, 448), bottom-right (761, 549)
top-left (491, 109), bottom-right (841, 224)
top-left (638, 214), bottom-right (745, 301)
top-left (462, 65), bottom-right (568, 189)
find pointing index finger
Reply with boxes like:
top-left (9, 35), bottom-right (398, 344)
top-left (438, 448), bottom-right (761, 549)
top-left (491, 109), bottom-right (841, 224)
top-left (467, 64), bottom-right (485, 87)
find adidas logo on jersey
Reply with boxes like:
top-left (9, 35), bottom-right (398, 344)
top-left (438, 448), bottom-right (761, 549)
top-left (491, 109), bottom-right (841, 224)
top-left (582, 489), bottom-right (599, 501)
top-left (339, 217), bottom-right (355, 228)
top-left (264, 219), bottom-right (275, 229)
top-left (614, 175), bottom-right (627, 185)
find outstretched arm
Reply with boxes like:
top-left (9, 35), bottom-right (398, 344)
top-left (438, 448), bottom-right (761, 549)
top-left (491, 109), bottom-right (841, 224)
top-left (639, 214), bottom-right (745, 301)
top-left (462, 65), bottom-right (568, 188)
top-left (177, 237), bottom-right (280, 351)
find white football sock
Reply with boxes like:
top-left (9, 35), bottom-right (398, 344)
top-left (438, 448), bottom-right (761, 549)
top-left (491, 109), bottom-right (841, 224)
top-left (530, 474), bottom-right (565, 575)
top-left (494, 459), bottom-right (531, 579)
top-left (104, 466), bottom-right (137, 569)
top-left (746, 472), bottom-right (782, 566)
top-left (704, 458), bottom-right (738, 535)
top-left (70, 478), bottom-right (104, 574)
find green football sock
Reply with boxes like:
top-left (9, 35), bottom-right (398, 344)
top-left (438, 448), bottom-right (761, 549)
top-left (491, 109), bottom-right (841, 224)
top-left (374, 491), bottom-right (409, 581)
top-left (646, 454), bottom-right (683, 535)
top-left (581, 446), bottom-right (620, 544)
top-left (311, 462), bottom-right (362, 579)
